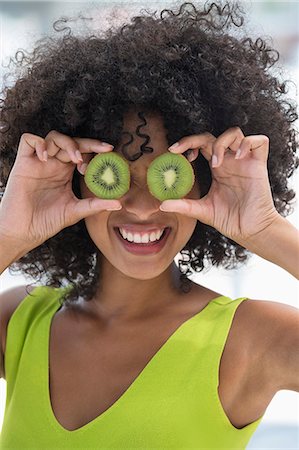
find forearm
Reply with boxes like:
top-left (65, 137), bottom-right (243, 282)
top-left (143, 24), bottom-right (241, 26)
top-left (244, 215), bottom-right (299, 279)
top-left (0, 235), bottom-right (30, 275)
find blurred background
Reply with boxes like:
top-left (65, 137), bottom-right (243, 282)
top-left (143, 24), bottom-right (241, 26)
top-left (0, 0), bottom-right (298, 447)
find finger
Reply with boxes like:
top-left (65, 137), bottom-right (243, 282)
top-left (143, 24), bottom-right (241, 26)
top-left (77, 162), bottom-right (88, 176)
top-left (65, 198), bottom-right (122, 226)
top-left (36, 141), bottom-right (48, 162)
top-left (184, 148), bottom-right (199, 163)
top-left (211, 127), bottom-right (244, 167)
top-left (72, 137), bottom-right (114, 154)
top-left (47, 146), bottom-right (93, 166)
top-left (17, 133), bottom-right (47, 160)
top-left (45, 130), bottom-right (80, 163)
top-left (45, 130), bottom-right (115, 164)
top-left (235, 135), bottom-right (270, 162)
top-left (73, 139), bottom-right (115, 173)
top-left (168, 132), bottom-right (216, 162)
top-left (159, 198), bottom-right (212, 225)
top-left (76, 152), bottom-right (99, 176)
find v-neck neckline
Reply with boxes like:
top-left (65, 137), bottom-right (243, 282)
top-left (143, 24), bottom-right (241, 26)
top-left (44, 292), bottom-right (227, 434)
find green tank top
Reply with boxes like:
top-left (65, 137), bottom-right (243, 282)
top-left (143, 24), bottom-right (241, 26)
top-left (0, 286), bottom-right (264, 449)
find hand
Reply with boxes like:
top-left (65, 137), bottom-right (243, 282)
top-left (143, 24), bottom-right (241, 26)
top-left (160, 127), bottom-right (280, 247)
top-left (0, 130), bottom-right (122, 251)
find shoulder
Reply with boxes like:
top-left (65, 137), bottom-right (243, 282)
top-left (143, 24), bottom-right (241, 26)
top-left (0, 284), bottom-right (36, 379)
top-left (236, 298), bottom-right (299, 393)
top-left (237, 298), bottom-right (298, 346)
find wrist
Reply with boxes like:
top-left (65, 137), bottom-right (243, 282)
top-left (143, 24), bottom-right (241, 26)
top-left (0, 230), bottom-right (32, 263)
top-left (242, 214), bottom-right (299, 279)
top-left (242, 213), bottom-right (284, 252)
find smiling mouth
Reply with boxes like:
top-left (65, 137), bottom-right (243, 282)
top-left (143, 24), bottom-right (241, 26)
top-left (113, 227), bottom-right (171, 254)
top-left (115, 227), bottom-right (169, 243)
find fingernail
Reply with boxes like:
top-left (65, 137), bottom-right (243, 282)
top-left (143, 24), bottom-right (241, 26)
top-left (75, 150), bottom-right (83, 162)
top-left (168, 142), bottom-right (180, 151)
top-left (211, 154), bottom-right (218, 167)
top-left (185, 149), bottom-right (194, 161)
top-left (106, 204), bottom-right (122, 211)
top-left (235, 148), bottom-right (242, 159)
top-left (159, 205), bottom-right (168, 212)
top-left (100, 142), bottom-right (114, 149)
top-left (78, 163), bottom-right (87, 175)
top-left (43, 151), bottom-right (48, 161)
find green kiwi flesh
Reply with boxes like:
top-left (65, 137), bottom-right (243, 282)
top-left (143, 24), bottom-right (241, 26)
top-left (84, 152), bottom-right (130, 199)
top-left (147, 152), bottom-right (195, 201)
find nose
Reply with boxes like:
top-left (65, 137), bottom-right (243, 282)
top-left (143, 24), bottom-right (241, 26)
top-left (121, 183), bottom-right (161, 220)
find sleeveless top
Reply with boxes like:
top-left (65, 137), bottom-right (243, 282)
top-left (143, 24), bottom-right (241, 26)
top-left (0, 286), bottom-right (264, 449)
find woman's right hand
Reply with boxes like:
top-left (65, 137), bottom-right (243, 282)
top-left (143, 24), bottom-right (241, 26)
top-left (0, 130), bottom-right (122, 253)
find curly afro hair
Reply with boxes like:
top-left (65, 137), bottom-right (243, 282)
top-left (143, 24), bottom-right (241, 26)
top-left (0, 1), bottom-right (298, 305)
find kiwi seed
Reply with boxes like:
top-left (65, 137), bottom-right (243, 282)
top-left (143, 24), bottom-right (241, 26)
top-left (84, 152), bottom-right (130, 199)
top-left (147, 152), bottom-right (195, 201)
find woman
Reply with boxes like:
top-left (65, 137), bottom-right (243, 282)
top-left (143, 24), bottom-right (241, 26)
top-left (0, 1), bottom-right (298, 448)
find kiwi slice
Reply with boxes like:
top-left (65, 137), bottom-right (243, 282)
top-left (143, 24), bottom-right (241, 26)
top-left (147, 152), bottom-right (195, 201)
top-left (84, 152), bottom-right (130, 199)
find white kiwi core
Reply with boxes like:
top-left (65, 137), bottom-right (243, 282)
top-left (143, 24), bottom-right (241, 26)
top-left (101, 167), bottom-right (115, 185)
top-left (164, 169), bottom-right (176, 188)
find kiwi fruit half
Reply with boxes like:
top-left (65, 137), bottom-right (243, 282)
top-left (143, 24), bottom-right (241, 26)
top-left (147, 152), bottom-right (195, 201)
top-left (84, 152), bottom-right (130, 199)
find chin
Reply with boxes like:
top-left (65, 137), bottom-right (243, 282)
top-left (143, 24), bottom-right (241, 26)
top-left (115, 261), bottom-right (171, 280)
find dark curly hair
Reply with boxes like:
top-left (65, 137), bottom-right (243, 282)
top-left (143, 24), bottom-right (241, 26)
top-left (0, 1), bottom-right (298, 305)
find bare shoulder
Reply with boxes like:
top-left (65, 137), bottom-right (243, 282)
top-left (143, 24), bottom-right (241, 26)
top-left (235, 298), bottom-right (299, 392)
top-left (0, 284), bottom-right (36, 379)
top-left (236, 298), bottom-right (298, 344)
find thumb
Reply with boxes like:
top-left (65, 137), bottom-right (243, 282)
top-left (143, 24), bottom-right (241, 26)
top-left (159, 198), bottom-right (213, 225)
top-left (65, 198), bottom-right (122, 226)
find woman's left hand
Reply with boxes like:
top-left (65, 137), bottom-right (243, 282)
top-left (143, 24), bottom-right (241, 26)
top-left (160, 127), bottom-right (280, 247)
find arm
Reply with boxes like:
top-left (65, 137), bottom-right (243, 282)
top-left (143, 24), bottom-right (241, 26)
top-left (0, 285), bottom-right (34, 379)
top-left (252, 300), bottom-right (299, 393)
top-left (0, 233), bottom-right (31, 275)
top-left (159, 129), bottom-right (299, 279)
top-left (243, 215), bottom-right (299, 280)
top-left (161, 130), bottom-right (299, 391)
top-left (275, 307), bottom-right (299, 392)
top-left (0, 235), bottom-right (32, 379)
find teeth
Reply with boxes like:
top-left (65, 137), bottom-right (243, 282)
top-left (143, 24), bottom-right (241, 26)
top-left (134, 234), bottom-right (142, 243)
top-left (127, 232), bottom-right (134, 242)
top-left (141, 234), bottom-right (149, 243)
top-left (118, 228), bottom-right (165, 244)
top-left (150, 232), bottom-right (157, 242)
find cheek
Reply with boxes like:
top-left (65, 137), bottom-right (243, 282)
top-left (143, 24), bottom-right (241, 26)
top-left (188, 175), bottom-right (200, 200)
top-left (83, 214), bottom-right (116, 260)
top-left (184, 216), bottom-right (197, 234)
top-left (78, 179), bottom-right (110, 247)
top-left (84, 211), bottom-right (108, 241)
top-left (177, 215), bottom-right (198, 248)
top-left (79, 176), bottom-right (93, 198)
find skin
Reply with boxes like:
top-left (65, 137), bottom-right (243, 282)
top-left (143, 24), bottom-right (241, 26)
top-left (1, 106), bottom-right (298, 432)
top-left (78, 108), bottom-right (202, 323)
top-left (50, 108), bottom-right (299, 431)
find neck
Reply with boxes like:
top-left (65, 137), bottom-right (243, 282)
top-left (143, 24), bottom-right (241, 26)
top-left (86, 257), bottom-right (190, 322)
